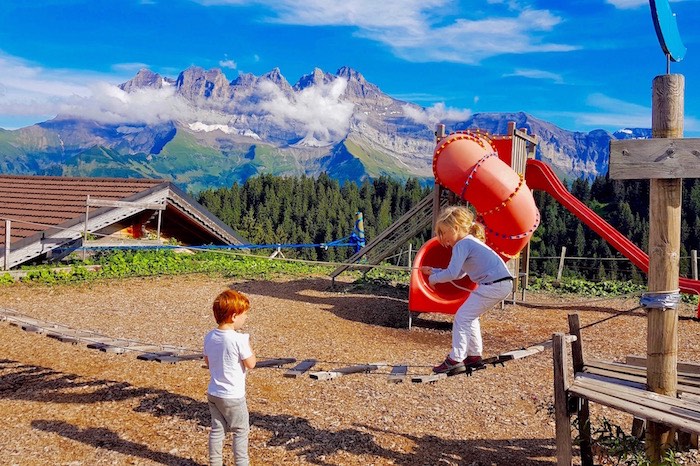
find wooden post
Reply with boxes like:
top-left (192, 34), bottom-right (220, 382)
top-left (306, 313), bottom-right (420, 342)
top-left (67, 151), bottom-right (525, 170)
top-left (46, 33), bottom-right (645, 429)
top-left (568, 314), bottom-right (593, 466)
top-left (647, 73), bottom-right (683, 462)
top-left (433, 124), bottom-right (447, 235)
top-left (407, 243), bottom-right (413, 268)
top-left (4, 219), bottom-right (10, 271)
top-left (553, 332), bottom-right (573, 466)
top-left (692, 250), bottom-right (698, 280)
top-left (557, 246), bottom-right (567, 281)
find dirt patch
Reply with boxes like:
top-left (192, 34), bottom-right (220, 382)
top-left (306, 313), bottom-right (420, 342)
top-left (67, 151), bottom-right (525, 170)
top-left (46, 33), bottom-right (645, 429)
top-left (1, 274), bottom-right (699, 465)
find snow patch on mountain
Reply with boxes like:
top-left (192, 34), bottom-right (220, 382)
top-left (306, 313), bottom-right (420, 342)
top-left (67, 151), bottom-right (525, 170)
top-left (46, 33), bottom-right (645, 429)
top-left (189, 122), bottom-right (262, 139)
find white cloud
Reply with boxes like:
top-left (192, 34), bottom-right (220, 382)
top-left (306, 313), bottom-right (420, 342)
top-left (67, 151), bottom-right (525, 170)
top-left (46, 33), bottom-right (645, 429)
top-left (605, 0), bottom-right (647, 9)
top-left (505, 68), bottom-right (564, 84)
top-left (254, 78), bottom-right (354, 144)
top-left (403, 102), bottom-right (471, 126)
top-left (219, 59), bottom-right (237, 69)
top-left (195, 0), bottom-right (577, 64)
top-left (112, 62), bottom-right (151, 73)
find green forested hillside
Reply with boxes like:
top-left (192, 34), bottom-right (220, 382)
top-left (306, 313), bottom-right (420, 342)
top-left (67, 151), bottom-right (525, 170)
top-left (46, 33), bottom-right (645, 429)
top-left (197, 174), bottom-right (700, 281)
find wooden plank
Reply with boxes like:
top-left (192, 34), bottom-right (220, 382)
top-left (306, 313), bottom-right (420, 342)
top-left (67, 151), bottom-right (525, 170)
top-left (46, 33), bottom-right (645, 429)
top-left (571, 377), bottom-right (700, 422)
top-left (585, 361), bottom-right (700, 389)
top-left (309, 362), bottom-right (387, 381)
top-left (626, 355), bottom-right (700, 375)
top-left (411, 373), bottom-right (447, 384)
top-left (45, 329), bottom-right (95, 344)
top-left (610, 138), bottom-right (700, 179)
top-left (583, 367), bottom-right (700, 396)
top-left (20, 324), bottom-right (44, 333)
top-left (388, 365), bottom-right (408, 383)
top-left (137, 351), bottom-right (177, 361)
top-left (569, 383), bottom-right (700, 434)
top-left (577, 372), bottom-right (647, 391)
top-left (255, 358), bottom-right (296, 368)
top-left (500, 345), bottom-right (545, 360)
top-left (87, 342), bottom-right (127, 354)
top-left (681, 392), bottom-right (700, 404)
top-left (283, 359), bottom-right (317, 378)
top-left (152, 353), bottom-right (203, 364)
top-left (483, 354), bottom-right (514, 366)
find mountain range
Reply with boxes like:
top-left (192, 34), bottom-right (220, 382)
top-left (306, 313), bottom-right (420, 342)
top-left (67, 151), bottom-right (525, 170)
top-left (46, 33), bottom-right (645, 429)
top-left (0, 66), bottom-right (650, 192)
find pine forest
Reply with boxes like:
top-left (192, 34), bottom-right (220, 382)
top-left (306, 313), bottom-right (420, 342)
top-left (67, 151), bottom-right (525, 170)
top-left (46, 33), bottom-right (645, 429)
top-left (196, 174), bottom-right (700, 282)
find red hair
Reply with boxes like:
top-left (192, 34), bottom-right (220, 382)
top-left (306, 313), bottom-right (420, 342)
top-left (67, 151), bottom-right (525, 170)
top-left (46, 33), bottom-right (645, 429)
top-left (212, 289), bottom-right (250, 324)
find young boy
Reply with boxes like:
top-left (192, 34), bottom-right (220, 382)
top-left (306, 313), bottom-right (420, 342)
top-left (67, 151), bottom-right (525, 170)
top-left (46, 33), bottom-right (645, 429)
top-left (204, 289), bottom-right (257, 466)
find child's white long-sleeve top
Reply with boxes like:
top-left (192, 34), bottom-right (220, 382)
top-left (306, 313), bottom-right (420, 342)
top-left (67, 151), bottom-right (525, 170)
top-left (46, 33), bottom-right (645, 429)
top-left (429, 235), bottom-right (511, 286)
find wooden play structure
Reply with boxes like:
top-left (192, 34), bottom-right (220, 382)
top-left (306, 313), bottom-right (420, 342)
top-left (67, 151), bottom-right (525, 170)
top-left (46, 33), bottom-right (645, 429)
top-left (408, 125), bottom-right (540, 318)
top-left (330, 122), bottom-right (539, 321)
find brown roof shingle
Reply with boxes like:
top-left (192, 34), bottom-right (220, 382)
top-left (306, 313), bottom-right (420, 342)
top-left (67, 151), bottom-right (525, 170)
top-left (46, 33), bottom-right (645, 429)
top-left (0, 175), bottom-right (166, 245)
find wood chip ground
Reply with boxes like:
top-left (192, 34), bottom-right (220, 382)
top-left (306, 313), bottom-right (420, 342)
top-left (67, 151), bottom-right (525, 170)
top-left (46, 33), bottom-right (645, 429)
top-left (1, 274), bottom-right (700, 465)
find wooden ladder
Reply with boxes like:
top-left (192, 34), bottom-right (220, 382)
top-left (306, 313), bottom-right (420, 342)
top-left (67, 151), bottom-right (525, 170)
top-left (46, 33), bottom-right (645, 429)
top-left (329, 191), bottom-right (449, 281)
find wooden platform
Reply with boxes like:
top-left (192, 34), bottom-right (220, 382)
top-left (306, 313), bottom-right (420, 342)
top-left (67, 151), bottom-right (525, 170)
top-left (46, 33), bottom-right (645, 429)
top-left (553, 313), bottom-right (700, 466)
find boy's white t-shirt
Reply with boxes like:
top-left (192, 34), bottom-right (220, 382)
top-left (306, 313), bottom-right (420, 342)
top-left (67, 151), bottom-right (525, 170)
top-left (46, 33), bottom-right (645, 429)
top-left (203, 329), bottom-right (253, 399)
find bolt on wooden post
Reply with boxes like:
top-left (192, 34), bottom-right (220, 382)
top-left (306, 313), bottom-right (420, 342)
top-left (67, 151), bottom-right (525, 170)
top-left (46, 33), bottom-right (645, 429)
top-left (609, 73), bottom-right (700, 463)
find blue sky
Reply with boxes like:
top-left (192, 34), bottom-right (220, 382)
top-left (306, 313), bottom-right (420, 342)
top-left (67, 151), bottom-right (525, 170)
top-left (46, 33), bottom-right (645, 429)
top-left (0, 0), bottom-right (699, 135)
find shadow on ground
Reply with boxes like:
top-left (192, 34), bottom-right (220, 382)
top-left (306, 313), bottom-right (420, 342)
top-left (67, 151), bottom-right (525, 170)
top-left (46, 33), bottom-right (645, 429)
top-left (229, 277), bottom-right (454, 330)
top-left (2, 359), bottom-right (560, 466)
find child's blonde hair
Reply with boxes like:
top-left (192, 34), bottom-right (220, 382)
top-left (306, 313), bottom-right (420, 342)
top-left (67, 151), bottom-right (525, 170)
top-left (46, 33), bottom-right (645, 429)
top-left (435, 205), bottom-right (485, 243)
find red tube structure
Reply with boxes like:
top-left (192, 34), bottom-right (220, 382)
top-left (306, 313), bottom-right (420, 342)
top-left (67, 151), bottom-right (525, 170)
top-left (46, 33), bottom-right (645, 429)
top-left (409, 131), bottom-right (540, 314)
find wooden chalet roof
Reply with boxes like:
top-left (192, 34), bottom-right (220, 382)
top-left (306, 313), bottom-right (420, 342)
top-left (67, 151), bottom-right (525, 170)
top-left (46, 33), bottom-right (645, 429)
top-left (0, 175), bottom-right (165, 245)
top-left (0, 175), bottom-right (247, 269)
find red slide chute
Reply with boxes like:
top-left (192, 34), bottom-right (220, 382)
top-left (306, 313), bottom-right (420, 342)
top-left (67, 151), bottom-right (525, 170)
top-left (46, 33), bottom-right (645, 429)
top-left (409, 131), bottom-right (540, 314)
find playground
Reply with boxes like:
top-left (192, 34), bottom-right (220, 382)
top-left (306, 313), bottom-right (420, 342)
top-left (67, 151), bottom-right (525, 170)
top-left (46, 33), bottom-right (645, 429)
top-left (1, 274), bottom-right (700, 465)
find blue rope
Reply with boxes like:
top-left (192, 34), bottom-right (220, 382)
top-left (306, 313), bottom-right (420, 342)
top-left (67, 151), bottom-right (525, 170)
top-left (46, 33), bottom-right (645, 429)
top-left (52, 236), bottom-right (357, 254)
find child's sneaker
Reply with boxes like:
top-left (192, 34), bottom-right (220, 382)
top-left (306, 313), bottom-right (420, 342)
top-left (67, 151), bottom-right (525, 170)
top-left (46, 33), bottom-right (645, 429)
top-left (464, 355), bottom-right (485, 369)
top-left (432, 356), bottom-right (466, 374)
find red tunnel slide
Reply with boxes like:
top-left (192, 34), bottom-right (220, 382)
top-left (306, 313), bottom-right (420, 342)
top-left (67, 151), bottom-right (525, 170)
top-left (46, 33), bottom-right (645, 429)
top-left (409, 132), bottom-right (700, 316)
top-left (525, 158), bottom-right (700, 314)
top-left (409, 132), bottom-right (540, 314)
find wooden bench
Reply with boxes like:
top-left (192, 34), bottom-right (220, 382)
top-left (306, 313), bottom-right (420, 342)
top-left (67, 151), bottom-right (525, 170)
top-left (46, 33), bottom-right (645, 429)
top-left (553, 313), bottom-right (700, 466)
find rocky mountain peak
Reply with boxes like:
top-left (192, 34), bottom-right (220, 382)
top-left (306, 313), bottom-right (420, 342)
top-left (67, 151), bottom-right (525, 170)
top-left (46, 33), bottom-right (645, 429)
top-left (259, 67), bottom-right (293, 96)
top-left (335, 66), bottom-right (385, 103)
top-left (336, 66), bottom-right (366, 83)
top-left (175, 66), bottom-right (232, 101)
top-left (231, 72), bottom-right (256, 87)
top-left (294, 67), bottom-right (335, 91)
top-left (118, 69), bottom-right (165, 92)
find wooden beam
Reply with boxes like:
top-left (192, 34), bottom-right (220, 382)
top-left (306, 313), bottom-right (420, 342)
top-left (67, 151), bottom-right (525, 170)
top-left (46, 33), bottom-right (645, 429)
top-left (87, 198), bottom-right (166, 210)
top-left (609, 138), bottom-right (700, 179)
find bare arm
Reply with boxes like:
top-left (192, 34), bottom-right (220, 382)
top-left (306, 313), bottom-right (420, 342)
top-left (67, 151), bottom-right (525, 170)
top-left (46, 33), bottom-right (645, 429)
top-left (242, 353), bottom-right (256, 369)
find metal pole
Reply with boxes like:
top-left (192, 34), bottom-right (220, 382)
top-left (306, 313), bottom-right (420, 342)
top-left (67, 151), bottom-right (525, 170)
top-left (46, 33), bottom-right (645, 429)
top-left (407, 243), bottom-right (413, 268)
top-left (156, 210), bottom-right (162, 243)
top-left (4, 220), bottom-right (10, 271)
top-left (83, 195), bottom-right (90, 261)
top-left (692, 250), bottom-right (698, 280)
